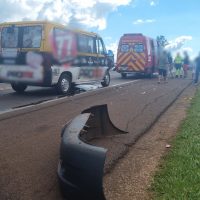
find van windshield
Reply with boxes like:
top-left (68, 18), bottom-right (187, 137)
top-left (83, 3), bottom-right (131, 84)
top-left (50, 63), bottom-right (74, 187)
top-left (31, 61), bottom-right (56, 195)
top-left (134, 43), bottom-right (144, 53)
top-left (1, 25), bottom-right (42, 48)
top-left (120, 44), bottom-right (129, 52)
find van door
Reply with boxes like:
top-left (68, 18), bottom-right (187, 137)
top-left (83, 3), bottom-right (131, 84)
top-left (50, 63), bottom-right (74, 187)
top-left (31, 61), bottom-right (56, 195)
top-left (95, 37), bottom-right (108, 80)
top-left (0, 25), bottom-right (44, 84)
top-left (77, 35), bottom-right (107, 83)
top-left (77, 34), bottom-right (98, 83)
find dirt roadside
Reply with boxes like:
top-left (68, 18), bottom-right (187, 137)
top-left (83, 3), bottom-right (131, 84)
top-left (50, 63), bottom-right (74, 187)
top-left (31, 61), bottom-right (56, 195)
top-left (103, 84), bottom-right (196, 200)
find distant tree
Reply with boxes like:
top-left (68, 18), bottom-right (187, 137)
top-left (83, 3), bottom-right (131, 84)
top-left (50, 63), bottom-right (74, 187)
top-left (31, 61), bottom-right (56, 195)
top-left (156, 35), bottom-right (168, 47)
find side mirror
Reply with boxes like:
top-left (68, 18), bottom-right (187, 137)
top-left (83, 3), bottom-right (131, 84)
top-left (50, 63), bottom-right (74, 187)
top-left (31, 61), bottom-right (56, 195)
top-left (106, 50), bottom-right (114, 68)
top-left (107, 50), bottom-right (114, 56)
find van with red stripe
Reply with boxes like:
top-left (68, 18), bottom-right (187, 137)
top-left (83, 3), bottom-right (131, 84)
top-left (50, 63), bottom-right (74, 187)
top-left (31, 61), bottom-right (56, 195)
top-left (116, 33), bottom-right (159, 78)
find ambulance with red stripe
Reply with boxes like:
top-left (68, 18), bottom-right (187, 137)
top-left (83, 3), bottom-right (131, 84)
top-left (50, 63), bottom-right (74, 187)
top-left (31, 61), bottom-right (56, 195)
top-left (116, 33), bottom-right (159, 78)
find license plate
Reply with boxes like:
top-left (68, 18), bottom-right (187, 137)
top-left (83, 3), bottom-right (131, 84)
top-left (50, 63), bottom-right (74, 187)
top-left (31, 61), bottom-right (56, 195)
top-left (7, 71), bottom-right (22, 78)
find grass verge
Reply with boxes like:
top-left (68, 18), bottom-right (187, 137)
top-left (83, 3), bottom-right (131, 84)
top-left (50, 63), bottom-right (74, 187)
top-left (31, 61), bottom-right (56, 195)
top-left (151, 88), bottom-right (200, 200)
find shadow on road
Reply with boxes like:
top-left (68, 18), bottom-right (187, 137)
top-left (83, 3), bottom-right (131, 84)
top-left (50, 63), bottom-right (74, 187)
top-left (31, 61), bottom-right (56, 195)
top-left (10, 85), bottom-right (100, 109)
top-left (119, 74), bottom-right (158, 80)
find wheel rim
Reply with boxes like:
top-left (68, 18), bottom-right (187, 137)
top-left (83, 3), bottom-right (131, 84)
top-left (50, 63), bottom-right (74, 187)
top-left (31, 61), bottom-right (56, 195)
top-left (61, 78), bottom-right (69, 92)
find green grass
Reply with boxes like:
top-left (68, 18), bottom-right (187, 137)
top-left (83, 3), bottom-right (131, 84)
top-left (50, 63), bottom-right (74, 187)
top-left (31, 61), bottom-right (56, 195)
top-left (151, 89), bottom-right (200, 200)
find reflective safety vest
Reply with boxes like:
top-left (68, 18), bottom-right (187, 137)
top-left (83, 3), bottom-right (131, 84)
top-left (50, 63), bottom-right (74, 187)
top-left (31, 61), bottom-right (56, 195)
top-left (174, 56), bottom-right (182, 64)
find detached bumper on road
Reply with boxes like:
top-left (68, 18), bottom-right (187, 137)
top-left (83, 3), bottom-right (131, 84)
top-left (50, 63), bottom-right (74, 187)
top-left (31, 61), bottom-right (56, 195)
top-left (58, 104), bottom-right (127, 200)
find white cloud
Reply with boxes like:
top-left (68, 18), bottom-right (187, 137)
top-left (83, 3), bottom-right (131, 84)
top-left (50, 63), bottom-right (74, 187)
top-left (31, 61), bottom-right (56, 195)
top-left (182, 47), bottom-right (193, 53)
top-left (165, 36), bottom-right (195, 59)
top-left (165, 36), bottom-right (193, 51)
top-left (104, 36), bottom-right (112, 40)
top-left (146, 19), bottom-right (156, 23)
top-left (149, 0), bottom-right (159, 6)
top-left (133, 19), bottom-right (156, 25)
top-left (0, 0), bottom-right (132, 30)
top-left (133, 19), bottom-right (143, 24)
top-left (0, 0), bottom-right (43, 22)
top-left (99, 0), bottom-right (132, 7)
top-left (150, 1), bottom-right (155, 6)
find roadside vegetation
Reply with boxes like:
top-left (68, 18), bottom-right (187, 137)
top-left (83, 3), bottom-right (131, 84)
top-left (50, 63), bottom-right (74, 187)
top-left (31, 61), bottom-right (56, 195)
top-left (151, 88), bottom-right (200, 199)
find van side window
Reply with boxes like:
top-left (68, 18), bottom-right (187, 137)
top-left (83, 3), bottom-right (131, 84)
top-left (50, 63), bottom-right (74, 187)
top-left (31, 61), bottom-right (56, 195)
top-left (78, 35), bottom-right (94, 53)
top-left (151, 40), bottom-right (154, 52)
top-left (97, 38), bottom-right (106, 55)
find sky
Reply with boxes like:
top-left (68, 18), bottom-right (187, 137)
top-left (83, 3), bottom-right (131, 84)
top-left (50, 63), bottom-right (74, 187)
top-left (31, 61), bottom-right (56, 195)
top-left (0, 0), bottom-right (199, 60)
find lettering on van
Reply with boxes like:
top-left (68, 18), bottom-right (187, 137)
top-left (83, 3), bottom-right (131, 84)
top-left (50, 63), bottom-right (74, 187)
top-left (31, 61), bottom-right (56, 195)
top-left (49, 29), bottom-right (77, 64)
top-left (7, 71), bottom-right (33, 78)
top-left (26, 52), bottom-right (43, 69)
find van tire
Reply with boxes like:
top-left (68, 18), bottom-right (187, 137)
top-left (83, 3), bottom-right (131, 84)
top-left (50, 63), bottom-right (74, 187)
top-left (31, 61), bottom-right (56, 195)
top-left (56, 74), bottom-right (72, 95)
top-left (121, 73), bottom-right (127, 78)
top-left (101, 71), bottom-right (110, 87)
top-left (11, 83), bottom-right (27, 93)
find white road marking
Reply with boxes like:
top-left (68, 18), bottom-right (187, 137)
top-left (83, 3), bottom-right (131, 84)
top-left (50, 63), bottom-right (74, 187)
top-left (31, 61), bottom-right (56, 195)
top-left (0, 85), bottom-right (11, 91)
top-left (111, 80), bottom-right (139, 87)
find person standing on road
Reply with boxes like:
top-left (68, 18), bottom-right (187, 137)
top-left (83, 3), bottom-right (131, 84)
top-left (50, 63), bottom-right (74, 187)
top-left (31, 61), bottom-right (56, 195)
top-left (183, 51), bottom-right (190, 78)
top-left (174, 52), bottom-right (183, 78)
top-left (194, 52), bottom-right (200, 85)
top-left (167, 52), bottom-right (174, 78)
top-left (191, 61), bottom-right (196, 80)
top-left (158, 51), bottom-right (169, 84)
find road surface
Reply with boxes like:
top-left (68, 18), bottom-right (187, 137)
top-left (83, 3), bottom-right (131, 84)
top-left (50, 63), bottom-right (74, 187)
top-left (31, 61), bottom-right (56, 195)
top-left (0, 71), bottom-right (139, 113)
top-left (0, 77), bottom-right (191, 200)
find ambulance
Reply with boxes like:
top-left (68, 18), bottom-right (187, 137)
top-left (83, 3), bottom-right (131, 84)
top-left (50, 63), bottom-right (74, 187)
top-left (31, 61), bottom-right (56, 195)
top-left (116, 33), bottom-right (160, 78)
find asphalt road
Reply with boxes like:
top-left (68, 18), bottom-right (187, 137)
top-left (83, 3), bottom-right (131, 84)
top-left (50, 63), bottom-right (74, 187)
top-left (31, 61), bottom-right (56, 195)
top-left (0, 71), bottom-right (138, 113)
top-left (0, 77), bottom-right (191, 200)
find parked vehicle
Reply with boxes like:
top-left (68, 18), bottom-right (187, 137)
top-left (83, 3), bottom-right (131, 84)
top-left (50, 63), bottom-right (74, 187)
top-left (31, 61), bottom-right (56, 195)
top-left (116, 33), bottom-right (160, 78)
top-left (0, 21), bottom-right (112, 94)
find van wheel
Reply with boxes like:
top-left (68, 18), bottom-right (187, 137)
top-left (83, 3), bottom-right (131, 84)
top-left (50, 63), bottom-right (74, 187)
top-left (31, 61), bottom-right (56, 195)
top-left (57, 74), bottom-right (72, 95)
top-left (11, 83), bottom-right (27, 93)
top-left (101, 71), bottom-right (110, 87)
top-left (121, 73), bottom-right (127, 78)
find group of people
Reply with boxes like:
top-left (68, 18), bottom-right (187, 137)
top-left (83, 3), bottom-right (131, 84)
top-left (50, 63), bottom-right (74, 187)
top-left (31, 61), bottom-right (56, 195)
top-left (157, 50), bottom-right (200, 85)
